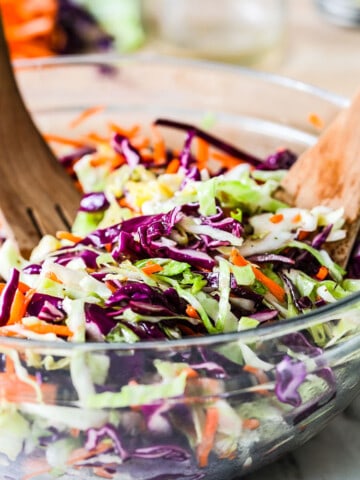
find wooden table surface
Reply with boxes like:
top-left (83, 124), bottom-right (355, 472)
top-left (245, 2), bottom-right (360, 478)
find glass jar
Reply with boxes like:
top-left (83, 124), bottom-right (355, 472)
top-left (141, 0), bottom-right (287, 66)
top-left (314, 0), bottom-right (360, 27)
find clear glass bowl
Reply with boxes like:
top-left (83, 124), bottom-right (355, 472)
top-left (4, 54), bottom-right (359, 480)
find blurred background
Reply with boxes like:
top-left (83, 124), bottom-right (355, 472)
top-left (1, 0), bottom-right (359, 97)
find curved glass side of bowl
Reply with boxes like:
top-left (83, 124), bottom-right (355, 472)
top-left (0, 55), bottom-right (354, 480)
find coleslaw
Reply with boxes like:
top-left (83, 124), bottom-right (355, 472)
top-left (0, 116), bottom-right (359, 479)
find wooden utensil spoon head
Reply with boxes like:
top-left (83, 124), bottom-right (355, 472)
top-left (278, 89), bottom-right (360, 268)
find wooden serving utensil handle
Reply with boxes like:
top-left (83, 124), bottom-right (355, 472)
top-left (279, 89), bottom-right (360, 268)
top-left (281, 89), bottom-right (360, 223)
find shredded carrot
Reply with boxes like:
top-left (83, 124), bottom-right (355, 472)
top-left (43, 133), bottom-right (89, 148)
top-left (308, 112), bottom-right (324, 129)
top-left (141, 262), bottom-right (163, 275)
top-left (182, 367), bottom-right (199, 379)
top-left (0, 329), bottom-right (18, 337)
top-left (132, 136), bottom-right (150, 150)
top-left (5, 355), bottom-right (15, 374)
top-left (18, 281), bottom-right (31, 294)
top-left (108, 122), bottom-right (140, 138)
top-left (56, 231), bottom-right (83, 243)
top-left (104, 243), bottom-right (112, 253)
top-left (24, 323), bottom-right (73, 338)
top-left (315, 265), bottom-right (329, 280)
top-left (92, 467), bottom-right (114, 479)
top-left (230, 249), bottom-right (285, 302)
top-left (45, 271), bottom-right (63, 284)
top-left (89, 155), bottom-right (112, 167)
top-left (110, 155), bottom-right (126, 171)
top-left (252, 267), bottom-right (285, 303)
top-left (85, 131), bottom-right (110, 143)
top-left (67, 442), bottom-right (111, 465)
top-left (186, 305), bottom-right (200, 319)
top-left (269, 213), bottom-right (284, 224)
top-left (243, 364), bottom-right (270, 395)
top-left (243, 364), bottom-right (259, 375)
top-left (297, 230), bottom-right (310, 241)
top-left (0, 371), bottom-right (56, 404)
top-left (118, 197), bottom-right (132, 209)
top-left (105, 281), bottom-right (118, 293)
top-left (211, 151), bottom-right (254, 169)
top-left (0, 283), bottom-right (6, 294)
top-left (151, 124), bottom-right (166, 164)
top-left (292, 213), bottom-right (302, 223)
top-left (69, 105), bottom-right (104, 129)
top-left (2, 0), bottom-right (58, 60)
top-left (8, 289), bottom-right (26, 324)
top-left (165, 158), bottom-right (180, 174)
top-left (243, 418), bottom-right (260, 430)
top-left (197, 407), bottom-right (219, 468)
top-left (230, 249), bottom-right (248, 267)
top-left (197, 138), bottom-right (209, 170)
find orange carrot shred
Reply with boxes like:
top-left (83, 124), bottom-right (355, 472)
top-left (105, 281), bottom-right (118, 293)
top-left (69, 105), bottom-right (104, 129)
top-left (108, 122), bottom-right (140, 138)
top-left (141, 262), bottom-right (163, 275)
top-left (165, 158), bottom-right (180, 174)
top-left (8, 289), bottom-right (26, 324)
top-left (56, 231), bottom-right (83, 243)
top-left (85, 131), bottom-right (110, 143)
top-left (230, 248), bottom-right (248, 267)
top-left (269, 213), bottom-right (284, 224)
top-left (5, 355), bottom-right (15, 374)
top-left (186, 305), bottom-right (200, 319)
top-left (24, 323), bottom-right (73, 338)
top-left (132, 136), bottom-right (150, 149)
top-left (291, 213), bottom-right (302, 223)
top-left (197, 407), bottom-right (219, 468)
top-left (197, 138), bottom-right (209, 170)
top-left (18, 281), bottom-right (31, 294)
top-left (43, 133), bottom-right (89, 148)
top-left (67, 443), bottom-right (110, 465)
top-left (104, 243), bottom-right (112, 253)
top-left (243, 418), bottom-right (260, 430)
top-left (243, 364), bottom-right (269, 391)
top-left (297, 230), bottom-right (310, 241)
top-left (45, 271), bottom-right (63, 283)
top-left (230, 249), bottom-right (285, 302)
top-left (252, 267), bottom-right (285, 303)
top-left (308, 112), bottom-right (324, 129)
top-left (151, 124), bottom-right (166, 164)
top-left (211, 151), bottom-right (254, 170)
top-left (315, 265), bottom-right (329, 280)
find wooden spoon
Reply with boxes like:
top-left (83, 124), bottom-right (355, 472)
top-left (278, 89), bottom-right (360, 268)
top-left (0, 14), bottom-right (80, 258)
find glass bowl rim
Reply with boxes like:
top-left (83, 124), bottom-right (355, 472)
top-left (9, 51), bottom-right (355, 352)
